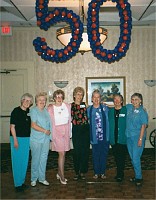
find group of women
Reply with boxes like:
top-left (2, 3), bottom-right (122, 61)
top-left (10, 87), bottom-right (148, 192)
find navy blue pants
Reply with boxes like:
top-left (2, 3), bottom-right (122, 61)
top-left (92, 141), bottom-right (109, 175)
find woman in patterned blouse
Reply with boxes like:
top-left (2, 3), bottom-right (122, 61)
top-left (71, 87), bottom-right (90, 180)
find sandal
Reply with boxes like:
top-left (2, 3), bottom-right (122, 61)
top-left (93, 174), bottom-right (98, 179)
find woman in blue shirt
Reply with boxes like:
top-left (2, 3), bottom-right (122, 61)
top-left (87, 90), bottom-right (109, 179)
top-left (30, 92), bottom-right (52, 187)
top-left (126, 93), bottom-right (148, 186)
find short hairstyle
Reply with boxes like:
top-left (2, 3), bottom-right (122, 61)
top-left (21, 93), bottom-right (34, 105)
top-left (91, 89), bottom-right (101, 98)
top-left (35, 92), bottom-right (47, 104)
top-left (113, 94), bottom-right (124, 106)
top-left (131, 93), bottom-right (143, 105)
top-left (73, 86), bottom-right (85, 101)
top-left (53, 89), bottom-right (65, 101)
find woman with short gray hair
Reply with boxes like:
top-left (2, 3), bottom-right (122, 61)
top-left (10, 93), bottom-right (33, 192)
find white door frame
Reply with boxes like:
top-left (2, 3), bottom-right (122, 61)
top-left (0, 61), bottom-right (35, 143)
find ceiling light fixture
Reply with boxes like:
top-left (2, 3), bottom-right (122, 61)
top-left (56, 0), bottom-right (107, 55)
top-left (57, 26), bottom-right (107, 55)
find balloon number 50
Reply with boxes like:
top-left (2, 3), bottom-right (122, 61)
top-left (33, 0), bottom-right (132, 63)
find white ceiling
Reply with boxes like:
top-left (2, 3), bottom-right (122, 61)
top-left (1, 0), bottom-right (156, 27)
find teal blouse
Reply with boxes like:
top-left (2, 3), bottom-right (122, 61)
top-left (108, 106), bottom-right (127, 145)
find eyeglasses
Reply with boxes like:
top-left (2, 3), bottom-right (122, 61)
top-left (55, 95), bottom-right (63, 99)
top-left (23, 99), bottom-right (32, 103)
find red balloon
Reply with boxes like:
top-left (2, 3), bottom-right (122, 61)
top-left (41, 38), bottom-right (46, 42)
top-left (124, 16), bottom-right (129, 21)
top-left (108, 54), bottom-right (112, 59)
top-left (72, 17), bottom-right (77, 22)
top-left (123, 36), bottom-right (128, 41)
top-left (62, 11), bottom-right (66, 17)
top-left (58, 52), bottom-right (63, 58)
top-left (74, 29), bottom-right (80, 35)
top-left (37, 21), bottom-right (41, 26)
top-left (91, 23), bottom-right (96, 28)
top-left (42, 45), bottom-right (47, 49)
top-left (39, 0), bottom-right (44, 4)
top-left (73, 35), bottom-right (78, 40)
top-left (49, 13), bottom-right (54, 19)
top-left (95, 42), bottom-right (101, 46)
top-left (92, 36), bottom-right (97, 41)
top-left (92, 30), bottom-right (97, 35)
top-left (39, 5), bottom-right (44, 9)
top-left (96, 49), bottom-right (100, 54)
top-left (123, 29), bottom-right (128, 34)
top-left (101, 52), bottom-right (106, 57)
top-left (123, 22), bottom-right (128, 28)
top-left (45, 17), bottom-right (50, 22)
top-left (74, 22), bottom-right (79, 28)
top-left (120, 3), bottom-right (126, 9)
top-left (123, 10), bottom-right (128, 16)
top-left (119, 0), bottom-right (124, 4)
top-left (92, 3), bottom-right (96, 8)
top-left (121, 42), bottom-right (126, 47)
top-left (92, 17), bottom-right (96, 22)
top-left (67, 13), bottom-right (72, 18)
top-left (54, 10), bottom-right (59, 16)
top-left (51, 50), bottom-right (56, 56)
top-left (47, 49), bottom-right (51, 54)
top-left (91, 10), bottom-right (96, 16)
top-left (118, 47), bottom-right (123, 52)
top-left (38, 52), bottom-right (42, 56)
top-left (72, 42), bottom-right (76, 47)
top-left (37, 12), bottom-right (42, 17)
top-left (67, 46), bottom-right (72, 51)
top-left (63, 49), bottom-right (68, 55)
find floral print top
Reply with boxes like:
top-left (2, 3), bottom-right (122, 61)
top-left (95, 112), bottom-right (103, 141)
top-left (71, 102), bottom-right (89, 125)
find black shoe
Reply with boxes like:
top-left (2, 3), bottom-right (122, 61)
top-left (22, 184), bottom-right (29, 190)
top-left (15, 186), bottom-right (24, 192)
top-left (135, 179), bottom-right (143, 186)
top-left (73, 174), bottom-right (79, 181)
top-left (80, 173), bottom-right (86, 180)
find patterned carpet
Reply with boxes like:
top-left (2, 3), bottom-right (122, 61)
top-left (1, 144), bottom-right (155, 173)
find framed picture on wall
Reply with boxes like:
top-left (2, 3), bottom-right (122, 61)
top-left (86, 76), bottom-right (126, 105)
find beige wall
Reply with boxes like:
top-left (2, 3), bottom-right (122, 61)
top-left (1, 26), bottom-right (156, 145)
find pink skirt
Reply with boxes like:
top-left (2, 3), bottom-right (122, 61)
top-left (51, 124), bottom-right (70, 152)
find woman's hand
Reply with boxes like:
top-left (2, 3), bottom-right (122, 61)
top-left (14, 138), bottom-right (19, 148)
top-left (138, 139), bottom-right (142, 147)
top-left (44, 130), bottom-right (51, 135)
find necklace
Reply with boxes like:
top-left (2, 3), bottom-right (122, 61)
top-left (115, 109), bottom-right (120, 118)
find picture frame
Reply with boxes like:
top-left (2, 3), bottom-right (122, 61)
top-left (86, 76), bottom-right (126, 105)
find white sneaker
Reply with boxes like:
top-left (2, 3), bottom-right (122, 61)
top-left (31, 181), bottom-right (36, 187)
top-left (39, 180), bottom-right (49, 186)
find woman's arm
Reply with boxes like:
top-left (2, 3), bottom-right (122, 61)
top-left (10, 124), bottom-right (19, 148)
top-left (138, 124), bottom-right (147, 147)
top-left (31, 122), bottom-right (50, 135)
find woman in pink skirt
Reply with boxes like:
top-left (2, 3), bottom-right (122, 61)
top-left (48, 90), bottom-right (71, 184)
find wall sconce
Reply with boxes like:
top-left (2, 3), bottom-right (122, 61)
top-left (144, 80), bottom-right (156, 87)
top-left (54, 81), bottom-right (68, 88)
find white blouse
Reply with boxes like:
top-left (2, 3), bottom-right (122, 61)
top-left (54, 103), bottom-right (69, 126)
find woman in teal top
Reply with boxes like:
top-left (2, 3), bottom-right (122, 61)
top-left (126, 93), bottom-right (148, 186)
top-left (30, 92), bottom-right (52, 187)
top-left (108, 94), bottom-right (127, 182)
